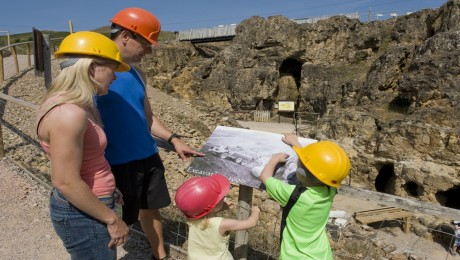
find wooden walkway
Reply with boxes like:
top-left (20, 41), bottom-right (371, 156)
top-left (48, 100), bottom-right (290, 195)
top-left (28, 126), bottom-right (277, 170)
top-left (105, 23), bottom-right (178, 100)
top-left (354, 207), bottom-right (413, 233)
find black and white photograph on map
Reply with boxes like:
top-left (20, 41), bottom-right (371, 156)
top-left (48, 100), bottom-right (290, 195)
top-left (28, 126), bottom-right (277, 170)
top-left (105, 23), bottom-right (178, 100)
top-left (186, 125), bottom-right (317, 189)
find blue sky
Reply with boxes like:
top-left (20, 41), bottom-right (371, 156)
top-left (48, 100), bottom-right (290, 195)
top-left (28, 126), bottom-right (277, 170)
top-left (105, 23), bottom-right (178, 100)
top-left (0, 0), bottom-right (448, 35)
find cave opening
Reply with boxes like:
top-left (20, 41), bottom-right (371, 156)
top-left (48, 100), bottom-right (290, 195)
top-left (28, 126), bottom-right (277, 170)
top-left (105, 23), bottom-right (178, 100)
top-left (402, 181), bottom-right (423, 198)
top-left (435, 186), bottom-right (460, 209)
top-left (279, 58), bottom-right (302, 84)
top-left (389, 94), bottom-right (413, 114)
top-left (278, 58), bottom-right (302, 118)
top-left (256, 98), bottom-right (275, 110)
top-left (375, 164), bottom-right (396, 194)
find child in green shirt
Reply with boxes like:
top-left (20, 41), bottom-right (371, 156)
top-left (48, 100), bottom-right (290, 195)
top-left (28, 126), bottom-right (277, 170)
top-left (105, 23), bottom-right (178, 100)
top-left (259, 133), bottom-right (351, 259)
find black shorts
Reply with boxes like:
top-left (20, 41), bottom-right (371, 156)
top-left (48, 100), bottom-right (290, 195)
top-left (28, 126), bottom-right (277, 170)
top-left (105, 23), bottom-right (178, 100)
top-left (111, 153), bottom-right (171, 225)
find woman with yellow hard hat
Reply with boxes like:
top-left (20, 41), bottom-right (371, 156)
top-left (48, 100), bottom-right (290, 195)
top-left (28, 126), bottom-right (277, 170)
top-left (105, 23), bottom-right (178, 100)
top-left (35, 31), bottom-right (130, 259)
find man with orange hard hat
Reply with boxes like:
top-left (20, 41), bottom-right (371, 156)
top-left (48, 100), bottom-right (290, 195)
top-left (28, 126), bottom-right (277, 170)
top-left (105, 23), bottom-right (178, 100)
top-left (96, 7), bottom-right (204, 260)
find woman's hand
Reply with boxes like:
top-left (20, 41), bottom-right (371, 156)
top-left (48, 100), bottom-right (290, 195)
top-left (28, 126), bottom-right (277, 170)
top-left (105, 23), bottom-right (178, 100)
top-left (107, 215), bottom-right (129, 248)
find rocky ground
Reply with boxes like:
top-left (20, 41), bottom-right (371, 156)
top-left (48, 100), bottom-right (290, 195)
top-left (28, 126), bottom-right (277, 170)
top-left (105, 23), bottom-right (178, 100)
top-left (0, 57), bottom-right (458, 259)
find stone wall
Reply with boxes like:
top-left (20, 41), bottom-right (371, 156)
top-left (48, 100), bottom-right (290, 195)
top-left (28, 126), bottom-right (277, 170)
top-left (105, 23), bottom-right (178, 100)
top-left (141, 0), bottom-right (460, 209)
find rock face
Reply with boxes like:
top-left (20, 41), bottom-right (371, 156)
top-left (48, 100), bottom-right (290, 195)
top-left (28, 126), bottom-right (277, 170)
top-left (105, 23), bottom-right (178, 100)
top-left (141, 0), bottom-right (460, 210)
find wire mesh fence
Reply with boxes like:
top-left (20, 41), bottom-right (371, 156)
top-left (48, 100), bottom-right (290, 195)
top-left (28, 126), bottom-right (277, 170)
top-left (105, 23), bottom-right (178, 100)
top-left (161, 205), bottom-right (281, 259)
top-left (154, 205), bottom-right (459, 259)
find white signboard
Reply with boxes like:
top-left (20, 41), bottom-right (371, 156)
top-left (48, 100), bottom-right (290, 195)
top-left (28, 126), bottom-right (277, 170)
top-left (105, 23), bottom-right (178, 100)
top-left (278, 101), bottom-right (295, 112)
top-left (186, 126), bottom-right (316, 189)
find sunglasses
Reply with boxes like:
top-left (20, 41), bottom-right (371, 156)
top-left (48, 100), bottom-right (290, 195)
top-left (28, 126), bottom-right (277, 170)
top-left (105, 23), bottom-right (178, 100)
top-left (129, 32), bottom-right (152, 48)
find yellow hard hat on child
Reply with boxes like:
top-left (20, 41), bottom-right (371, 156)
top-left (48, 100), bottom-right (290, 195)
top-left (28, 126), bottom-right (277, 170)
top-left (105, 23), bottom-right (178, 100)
top-left (293, 141), bottom-right (351, 187)
top-left (54, 31), bottom-right (130, 72)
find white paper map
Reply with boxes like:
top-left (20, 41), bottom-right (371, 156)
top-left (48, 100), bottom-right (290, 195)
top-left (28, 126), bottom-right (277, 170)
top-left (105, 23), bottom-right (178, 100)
top-left (186, 125), bottom-right (316, 189)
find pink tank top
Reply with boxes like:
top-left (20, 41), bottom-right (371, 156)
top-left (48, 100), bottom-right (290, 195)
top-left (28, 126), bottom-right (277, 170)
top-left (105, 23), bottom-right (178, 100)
top-left (37, 103), bottom-right (115, 197)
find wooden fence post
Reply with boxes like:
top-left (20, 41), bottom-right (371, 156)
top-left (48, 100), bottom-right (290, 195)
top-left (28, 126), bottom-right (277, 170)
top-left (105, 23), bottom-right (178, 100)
top-left (26, 43), bottom-right (32, 67)
top-left (42, 34), bottom-right (52, 88)
top-left (11, 45), bottom-right (19, 75)
top-left (234, 185), bottom-right (253, 259)
top-left (0, 51), bottom-right (4, 83)
top-left (0, 50), bottom-right (4, 157)
top-left (0, 118), bottom-right (4, 157)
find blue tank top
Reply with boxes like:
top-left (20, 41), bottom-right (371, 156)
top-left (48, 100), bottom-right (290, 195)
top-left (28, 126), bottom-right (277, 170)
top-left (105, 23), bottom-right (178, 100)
top-left (96, 68), bottom-right (158, 165)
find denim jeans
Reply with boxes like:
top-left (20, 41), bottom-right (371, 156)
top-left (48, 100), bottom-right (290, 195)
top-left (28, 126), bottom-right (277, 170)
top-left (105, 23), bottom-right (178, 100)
top-left (50, 188), bottom-right (117, 260)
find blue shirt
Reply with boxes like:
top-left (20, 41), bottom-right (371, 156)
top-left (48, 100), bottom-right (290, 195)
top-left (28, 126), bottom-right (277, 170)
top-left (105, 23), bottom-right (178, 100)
top-left (96, 68), bottom-right (158, 165)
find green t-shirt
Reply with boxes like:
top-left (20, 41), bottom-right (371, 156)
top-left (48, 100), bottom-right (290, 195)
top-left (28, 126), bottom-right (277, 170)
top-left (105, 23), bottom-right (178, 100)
top-left (265, 177), bottom-right (336, 260)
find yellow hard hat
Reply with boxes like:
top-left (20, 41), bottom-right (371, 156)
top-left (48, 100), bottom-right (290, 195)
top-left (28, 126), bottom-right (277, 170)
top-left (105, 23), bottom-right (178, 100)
top-left (54, 31), bottom-right (130, 72)
top-left (293, 141), bottom-right (351, 188)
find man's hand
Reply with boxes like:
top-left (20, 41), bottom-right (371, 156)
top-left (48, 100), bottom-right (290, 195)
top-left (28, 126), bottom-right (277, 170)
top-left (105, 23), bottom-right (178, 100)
top-left (171, 138), bottom-right (205, 161)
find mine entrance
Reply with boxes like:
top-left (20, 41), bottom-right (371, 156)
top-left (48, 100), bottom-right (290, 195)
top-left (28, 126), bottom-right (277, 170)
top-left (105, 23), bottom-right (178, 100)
top-left (375, 164), bottom-right (396, 194)
top-left (279, 58), bottom-right (302, 85)
top-left (278, 58), bottom-right (302, 119)
top-left (256, 98), bottom-right (275, 110)
top-left (435, 186), bottom-right (460, 209)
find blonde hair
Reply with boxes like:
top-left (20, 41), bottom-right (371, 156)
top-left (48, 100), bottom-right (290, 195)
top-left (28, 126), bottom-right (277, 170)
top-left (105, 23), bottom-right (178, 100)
top-left (40, 57), bottom-right (109, 125)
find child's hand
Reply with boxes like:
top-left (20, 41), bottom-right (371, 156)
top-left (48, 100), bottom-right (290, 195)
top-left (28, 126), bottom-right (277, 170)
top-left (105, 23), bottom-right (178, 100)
top-left (223, 198), bottom-right (234, 210)
top-left (270, 153), bottom-right (289, 164)
top-left (260, 154), bottom-right (289, 183)
top-left (250, 206), bottom-right (261, 222)
top-left (282, 133), bottom-right (302, 147)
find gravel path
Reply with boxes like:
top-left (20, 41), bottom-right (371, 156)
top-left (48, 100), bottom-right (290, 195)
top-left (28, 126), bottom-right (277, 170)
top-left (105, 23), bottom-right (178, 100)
top-left (2, 54), bottom-right (34, 80)
top-left (0, 157), bottom-right (68, 260)
top-left (237, 120), bottom-right (296, 134)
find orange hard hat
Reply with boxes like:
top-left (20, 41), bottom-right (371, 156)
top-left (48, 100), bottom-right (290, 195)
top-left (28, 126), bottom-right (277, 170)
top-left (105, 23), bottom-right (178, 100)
top-left (175, 174), bottom-right (230, 219)
top-left (110, 7), bottom-right (161, 47)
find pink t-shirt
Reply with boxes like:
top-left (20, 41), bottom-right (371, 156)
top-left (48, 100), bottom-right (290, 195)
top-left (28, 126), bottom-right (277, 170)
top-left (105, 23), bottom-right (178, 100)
top-left (37, 103), bottom-right (115, 197)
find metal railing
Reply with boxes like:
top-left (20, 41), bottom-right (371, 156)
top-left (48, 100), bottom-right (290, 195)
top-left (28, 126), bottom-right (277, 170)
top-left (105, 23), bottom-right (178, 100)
top-left (178, 12), bottom-right (360, 42)
top-left (292, 12), bottom-right (360, 24)
top-left (178, 24), bottom-right (237, 41)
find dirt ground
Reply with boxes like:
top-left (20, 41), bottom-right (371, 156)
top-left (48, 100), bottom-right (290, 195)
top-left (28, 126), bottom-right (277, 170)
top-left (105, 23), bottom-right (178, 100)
top-left (0, 158), bottom-right (68, 260)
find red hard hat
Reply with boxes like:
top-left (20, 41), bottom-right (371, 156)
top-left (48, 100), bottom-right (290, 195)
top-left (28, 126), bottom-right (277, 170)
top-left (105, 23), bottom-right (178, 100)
top-left (110, 7), bottom-right (161, 47)
top-left (175, 174), bottom-right (230, 219)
